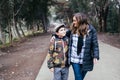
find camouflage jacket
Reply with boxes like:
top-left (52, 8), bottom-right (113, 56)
top-left (47, 35), bottom-right (69, 69)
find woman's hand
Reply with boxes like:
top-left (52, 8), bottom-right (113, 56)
top-left (50, 36), bottom-right (55, 42)
top-left (93, 58), bottom-right (98, 64)
top-left (49, 68), bottom-right (54, 72)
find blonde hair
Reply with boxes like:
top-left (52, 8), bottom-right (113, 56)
top-left (70, 13), bottom-right (89, 36)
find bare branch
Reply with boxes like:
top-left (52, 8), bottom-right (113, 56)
top-left (0, 0), bottom-right (6, 8)
top-left (14, 0), bottom-right (25, 16)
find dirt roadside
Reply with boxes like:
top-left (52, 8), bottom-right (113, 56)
top-left (0, 33), bottom-right (51, 80)
top-left (0, 32), bottom-right (120, 80)
top-left (98, 33), bottom-right (120, 49)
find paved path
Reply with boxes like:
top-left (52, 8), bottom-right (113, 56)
top-left (35, 41), bottom-right (120, 80)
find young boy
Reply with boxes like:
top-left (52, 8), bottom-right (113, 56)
top-left (47, 24), bottom-right (69, 80)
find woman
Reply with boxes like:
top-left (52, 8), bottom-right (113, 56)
top-left (66, 12), bottom-right (99, 80)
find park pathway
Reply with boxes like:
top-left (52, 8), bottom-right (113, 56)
top-left (35, 41), bottom-right (120, 80)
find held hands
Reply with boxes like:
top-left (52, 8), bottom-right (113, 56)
top-left (49, 68), bottom-right (54, 72)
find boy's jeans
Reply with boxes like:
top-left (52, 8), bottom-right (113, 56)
top-left (71, 63), bottom-right (87, 80)
top-left (53, 67), bottom-right (69, 80)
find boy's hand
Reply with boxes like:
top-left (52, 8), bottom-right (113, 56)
top-left (49, 68), bottom-right (54, 72)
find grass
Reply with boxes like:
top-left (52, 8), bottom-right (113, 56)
top-left (0, 30), bottom-right (44, 49)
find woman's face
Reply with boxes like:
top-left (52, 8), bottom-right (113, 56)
top-left (73, 16), bottom-right (78, 27)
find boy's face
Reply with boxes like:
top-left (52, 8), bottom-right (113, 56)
top-left (56, 27), bottom-right (66, 37)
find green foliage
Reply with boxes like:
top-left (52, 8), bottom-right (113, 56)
top-left (0, 42), bottom-right (11, 48)
top-left (0, 40), bottom-right (3, 45)
top-left (69, 0), bottom-right (91, 14)
top-left (13, 38), bottom-right (19, 42)
top-left (0, 0), bottom-right (53, 45)
top-left (68, 0), bottom-right (119, 33)
top-left (107, 1), bottom-right (119, 33)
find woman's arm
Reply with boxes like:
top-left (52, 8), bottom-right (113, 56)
top-left (66, 30), bottom-right (71, 38)
top-left (91, 26), bottom-right (99, 60)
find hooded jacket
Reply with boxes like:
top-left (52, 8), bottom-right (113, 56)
top-left (47, 35), bottom-right (69, 69)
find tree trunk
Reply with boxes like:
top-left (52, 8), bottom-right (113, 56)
top-left (98, 11), bottom-right (103, 32)
top-left (0, 25), bottom-right (6, 44)
top-left (12, 12), bottom-right (19, 39)
top-left (14, 20), bottom-right (22, 39)
top-left (0, 25), bottom-right (3, 44)
top-left (8, 23), bottom-right (13, 44)
top-left (37, 23), bottom-right (40, 31)
top-left (118, 4), bottom-right (120, 33)
top-left (42, 13), bottom-right (47, 33)
top-left (19, 22), bottom-right (25, 37)
top-left (103, 2), bottom-right (109, 32)
top-left (94, 0), bottom-right (110, 32)
top-left (1, 32), bottom-right (6, 44)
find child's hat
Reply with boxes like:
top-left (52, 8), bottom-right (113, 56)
top-left (54, 23), bottom-right (65, 32)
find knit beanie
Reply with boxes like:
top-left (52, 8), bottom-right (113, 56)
top-left (54, 23), bottom-right (65, 32)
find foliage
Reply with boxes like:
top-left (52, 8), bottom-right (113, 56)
top-left (0, 0), bottom-right (53, 46)
top-left (59, 0), bottom-right (120, 33)
top-left (107, 0), bottom-right (120, 33)
top-left (0, 0), bottom-right (120, 47)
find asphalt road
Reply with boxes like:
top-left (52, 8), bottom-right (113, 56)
top-left (35, 41), bottom-right (120, 80)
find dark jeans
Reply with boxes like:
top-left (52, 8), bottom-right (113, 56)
top-left (71, 63), bottom-right (87, 80)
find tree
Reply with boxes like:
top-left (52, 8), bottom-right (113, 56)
top-left (107, 0), bottom-right (120, 33)
top-left (0, 0), bottom-right (53, 45)
top-left (65, 0), bottom-right (119, 33)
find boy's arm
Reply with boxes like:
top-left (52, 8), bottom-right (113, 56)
top-left (47, 40), bottom-right (54, 69)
